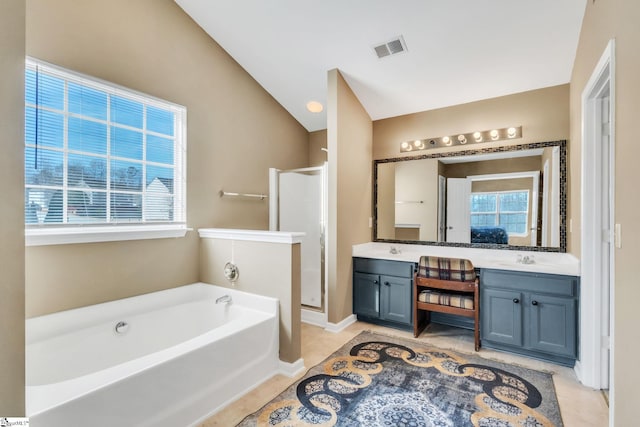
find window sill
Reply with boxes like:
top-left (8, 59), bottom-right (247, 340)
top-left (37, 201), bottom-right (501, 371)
top-left (25, 224), bottom-right (190, 246)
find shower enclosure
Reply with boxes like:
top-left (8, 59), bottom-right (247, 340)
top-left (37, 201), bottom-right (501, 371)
top-left (269, 165), bottom-right (327, 323)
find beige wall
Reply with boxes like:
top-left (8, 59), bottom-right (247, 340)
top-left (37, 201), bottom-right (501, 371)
top-left (309, 129), bottom-right (328, 167)
top-left (570, 1), bottom-right (640, 424)
top-left (25, 0), bottom-right (308, 317)
top-left (471, 177), bottom-right (533, 192)
top-left (0, 0), bottom-right (26, 415)
top-left (373, 84), bottom-right (569, 161)
top-left (327, 70), bottom-right (372, 324)
top-left (199, 238), bottom-right (301, 363)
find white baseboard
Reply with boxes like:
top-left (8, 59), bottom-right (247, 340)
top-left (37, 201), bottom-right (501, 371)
top-left (278, 358), bottom-right (305, 378)
top-left (325, 314), bottom-right (357, 333)
top-left (301, 308), bottom-right (327, 327)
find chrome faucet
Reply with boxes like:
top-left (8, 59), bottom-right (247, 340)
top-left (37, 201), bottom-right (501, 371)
top-left (215, 295), bottom-right (232, 304)
top-left (517, 254), bottom-right (535, 264)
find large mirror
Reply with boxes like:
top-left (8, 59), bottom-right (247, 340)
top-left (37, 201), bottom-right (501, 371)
top-left (373, 140), bottom-right (566, 252)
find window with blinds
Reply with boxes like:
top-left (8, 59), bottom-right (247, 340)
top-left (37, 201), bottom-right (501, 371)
top-left (24, 58), bottom-right (186, 230)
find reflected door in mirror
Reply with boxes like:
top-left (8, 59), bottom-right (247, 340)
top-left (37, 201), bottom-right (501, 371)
top-left (446, 178), bottom-right (470, 243)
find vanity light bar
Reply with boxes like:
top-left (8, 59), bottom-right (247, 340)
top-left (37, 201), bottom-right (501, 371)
top-left (400, 126), bottom-right (523, 153)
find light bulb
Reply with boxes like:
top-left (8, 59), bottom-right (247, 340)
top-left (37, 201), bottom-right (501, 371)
top-left (490, 129), bottom-right (499, 140)
top-left (473, 131), bottom-right (482, 142)
top-left (306, 101), bottom-right (323, 113)
top-left (442, 136), bottom-right (451, 145)
top-left (413, 140), bottom-right (424, 149)
top-left (401, 141), bottom-right (410, 151)
top-left (507, 127), bottom-right (517, 138)
top-left (457, 134), bottom-right (467, 144)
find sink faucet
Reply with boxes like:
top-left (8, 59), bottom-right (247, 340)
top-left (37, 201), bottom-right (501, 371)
top-left (517, 255), bottom-right (535, 264)
top-left (215, 295), bottom-right (232, 304)
top-left (390, 246), bottom-right (401, 254)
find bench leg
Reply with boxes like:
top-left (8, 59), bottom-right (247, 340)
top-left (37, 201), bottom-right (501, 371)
top-left (474, 309), bottom-right (480, 351)
top-left (414, 309), bottom-right (428, 338)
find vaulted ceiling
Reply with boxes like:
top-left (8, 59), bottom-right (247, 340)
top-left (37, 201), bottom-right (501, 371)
top-left (175, 0), bottom-right (586, 132)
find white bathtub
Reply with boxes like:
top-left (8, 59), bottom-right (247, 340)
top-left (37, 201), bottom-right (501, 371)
top-left (26, 283), bottom-right (279, 427)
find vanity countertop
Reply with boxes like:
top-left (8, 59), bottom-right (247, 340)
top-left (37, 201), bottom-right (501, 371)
top-left (352, 242), bottom-right (580, 276)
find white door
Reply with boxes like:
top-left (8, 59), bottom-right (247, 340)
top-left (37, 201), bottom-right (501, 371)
top-left (438, 175), bottom-right (446, 241)
top-left (529, 172), bottom-right (540, 246)
top-left (446, 178), bottom-right (471, 243)
top-left (551, 147), bottom-right (560, 247)
top-left (276, 170), bottom-right (323, 308)
top-left (580, 40), bottom-right (614, 396)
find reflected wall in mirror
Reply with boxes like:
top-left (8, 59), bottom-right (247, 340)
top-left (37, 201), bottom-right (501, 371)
top-left (373, 140), bottom-right (566, 252)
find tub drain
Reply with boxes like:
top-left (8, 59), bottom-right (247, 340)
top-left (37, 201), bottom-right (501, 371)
top-left (114, 321), bottom-right (129, 334)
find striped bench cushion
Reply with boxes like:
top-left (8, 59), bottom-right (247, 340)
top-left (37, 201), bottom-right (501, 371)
top-left (418, 290), bottom-right (474, 310)
top-left (418, 256), bottom-right (476, 282)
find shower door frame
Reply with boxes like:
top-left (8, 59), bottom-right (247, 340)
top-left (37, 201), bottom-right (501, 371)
top-left (269, 164), bottom-right (328, 319)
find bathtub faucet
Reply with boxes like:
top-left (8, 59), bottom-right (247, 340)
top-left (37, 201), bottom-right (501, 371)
top-left (215, 295), bottom-right (232, 305)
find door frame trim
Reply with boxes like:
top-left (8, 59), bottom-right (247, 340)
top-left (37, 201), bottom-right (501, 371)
top-left (577, 38), bottom-right (615, 421)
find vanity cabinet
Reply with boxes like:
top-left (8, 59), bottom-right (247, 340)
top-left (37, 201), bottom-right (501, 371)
top-left (353, 257), bottom-right (415, 330)
top-left (481, 269), bottom-right (579, 366)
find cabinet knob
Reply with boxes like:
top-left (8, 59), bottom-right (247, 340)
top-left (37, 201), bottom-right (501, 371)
top-left (384, 281), bottom-right (390, 286)
top-left (513, 298), bottom-right (520, 304)
top-left (374, 280), bottom-right (379, 284)
top-left (532, 300), bottom-right (539, 306)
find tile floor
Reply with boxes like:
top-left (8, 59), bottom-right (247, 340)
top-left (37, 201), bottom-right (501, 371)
top-left (200, 321), bottom-right (609, 426)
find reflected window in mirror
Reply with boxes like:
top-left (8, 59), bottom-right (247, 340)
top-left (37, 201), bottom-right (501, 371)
top-left (471, 191), bottom-right (529, 234)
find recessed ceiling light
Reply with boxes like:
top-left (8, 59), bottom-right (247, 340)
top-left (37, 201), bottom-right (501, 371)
top-left (306, 101), bottom-right (323, 113)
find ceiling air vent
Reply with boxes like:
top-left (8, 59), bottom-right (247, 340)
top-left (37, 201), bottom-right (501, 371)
top-left (373, 36), bottom-right (407, 59)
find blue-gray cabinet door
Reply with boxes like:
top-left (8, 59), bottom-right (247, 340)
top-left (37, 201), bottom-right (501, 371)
top-left (528, 293), bottom-right (577, 357)
top-left (380, 275), bottom-right (412, 325)
top-left (353, 272), bottom-right (380, 319)
top-left (481, 288), bottom-right (523, 347)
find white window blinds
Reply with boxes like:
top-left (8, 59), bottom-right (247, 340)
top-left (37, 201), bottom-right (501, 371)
top-left (25, 58), bottom-right (186, 228)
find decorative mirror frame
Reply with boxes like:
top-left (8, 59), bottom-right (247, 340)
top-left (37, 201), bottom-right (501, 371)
top-left (373, 140), bottom-right (567, 252)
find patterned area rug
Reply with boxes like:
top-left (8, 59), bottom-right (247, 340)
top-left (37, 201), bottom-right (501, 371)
top-left (238, 331), bottom-right (563, 426)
